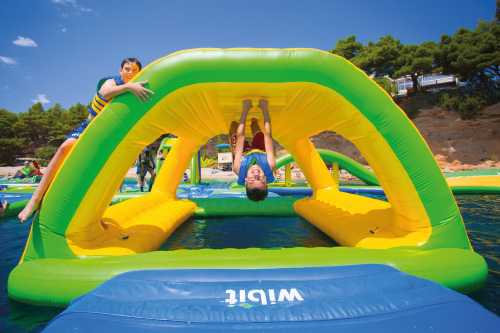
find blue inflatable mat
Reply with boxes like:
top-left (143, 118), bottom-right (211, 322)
top-left (43, 265), bottom-right (498, 332)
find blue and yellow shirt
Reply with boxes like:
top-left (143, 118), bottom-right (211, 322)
top-left (87, 75), bottom-right (125, 117)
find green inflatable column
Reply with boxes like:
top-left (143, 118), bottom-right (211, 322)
top-left (190, 150), bottom-right (201, 185)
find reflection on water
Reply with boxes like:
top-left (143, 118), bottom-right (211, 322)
top-left (0, 194), bottom-right (498, 332)
top-left (161, 216), bottom-right (337, 250)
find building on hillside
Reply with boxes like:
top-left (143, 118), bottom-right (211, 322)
top-left (394, 74), bottom-right (460, 96)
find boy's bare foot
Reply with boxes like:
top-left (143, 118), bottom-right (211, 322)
top-left (242, 99), bottom-right (252, 111)
top-left (18, 201), bottom-right (37, 223)
top-left (258, 99), bottom-right (268, 109)
top-left (0, 200), bottom-right (8, 217)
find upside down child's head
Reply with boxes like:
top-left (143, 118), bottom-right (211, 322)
top-left (245, 164), bottom-right (268, 201)
top-left (120, 58), bottom-right (142, 83)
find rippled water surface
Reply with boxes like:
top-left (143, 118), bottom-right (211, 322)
top-left (456, 195), bottom-right (500, 314)
top-left (0, 194), bottom-right (498, 332)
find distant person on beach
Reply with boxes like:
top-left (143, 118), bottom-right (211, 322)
top-left (136, 145), bottom-right (156, 192)
top-left (12, 161), bottom-right (42, 179)
top-left (230, 99), bottom-right (276, 201)
top-left (18, 58), bottom-right (154, 223)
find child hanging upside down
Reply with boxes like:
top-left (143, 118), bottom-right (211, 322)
top-left (230, 99), bottom-right (276, 201)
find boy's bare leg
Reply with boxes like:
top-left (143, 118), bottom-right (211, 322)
top-left (0, 200), bottom-right (7, 217)
top-left (232, 100), bottom-right (252, 173)
top-left (259, 99), bottom-right (272, 134)
top-left (258, 99), bottom-right (276, 168)
top-left (137, 174), bottom-right (144, 192)
top-left (229, 121), bottom-right (238, 155)
top-left (148, 170), bottom-right (156, 192)
top-left (18, 138), bottom-right (76, 223)
top-left (250, 118), bottom-right (262, 136)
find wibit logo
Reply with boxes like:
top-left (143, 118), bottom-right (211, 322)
top-left (225, 288), bottom-right (304, 306)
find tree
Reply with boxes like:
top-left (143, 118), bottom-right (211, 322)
top-left (0, 138), bottom-right (26, 165)
top-left (12, 103), bottom-right (50, 148)
top-left (394, 42), bottom-right (438, 91)
top-left (0, 103), bottom-right (90, 163)
top-left (67, 103), bottom-right (87, 122)
top-left (46, 103), bottom-right (67, 146)
top-left (438, 21), bottom-right (499, 103)
top-left (439, 21), bottom-right (499, 84)
top-left (35, 145), bottom-right (58, 164)
top-left (331, 35), bottom-right (364, 60)
top-left (0, 108), bottom-right (18, 138)
top-left (352, 35), bottom-right (403, 77)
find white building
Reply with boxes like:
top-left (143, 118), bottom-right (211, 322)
top-left (394, 73), bottom-right (459, 96)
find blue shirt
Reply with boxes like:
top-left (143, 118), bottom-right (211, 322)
top-left (237, 150), bottom-right (275, 185)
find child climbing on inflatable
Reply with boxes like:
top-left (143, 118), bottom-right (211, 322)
top-left (18, 58), bottom-right (154, 223)
top-left (231, 99), bottom-right (275, 201)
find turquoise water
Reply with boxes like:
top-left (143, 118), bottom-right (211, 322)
top-left (0, 194), bottom-right (498, 331)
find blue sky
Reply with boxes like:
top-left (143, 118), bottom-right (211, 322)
top-left (0, 0), bottom-right (496, 112)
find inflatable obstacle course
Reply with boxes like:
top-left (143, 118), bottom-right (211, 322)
top-left (8, 48), bottom-right (488, 306)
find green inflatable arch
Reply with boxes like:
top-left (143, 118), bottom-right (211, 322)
top-left (276, 149), bottom-right (379, 185)
top-left (8, 48), bottom-right (486, 306)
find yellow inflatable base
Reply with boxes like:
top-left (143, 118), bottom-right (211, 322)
top-left (66, 194), bottom-right (196, 256)
top-left (447, 175), bottom-right (500, 187)
top-left (294, 188), bottom-right (431, 249)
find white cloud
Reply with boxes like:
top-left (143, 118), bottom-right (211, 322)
top-left (52, 0), bottom-right (76, 5)
top-left (61, 27), bottom-right (68, 33)
top-left (0, 56), bottom-right (17, 65)
top-left (51, 0), bottom-right (92, 13)
top-left (13, 36), bottom-right (38, 47)
top-left (32, 94), bottom-right (51, 105)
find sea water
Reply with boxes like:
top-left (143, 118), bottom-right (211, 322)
top-left (0, 194), bottom-right (498, 332)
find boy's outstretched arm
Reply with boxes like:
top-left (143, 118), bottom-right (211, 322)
top-left (259, 99), bottom-right (276, 169)
top-left (99, 79), bottom-right (154, 102)
top-left (232, 99), bottom-right (252, 174)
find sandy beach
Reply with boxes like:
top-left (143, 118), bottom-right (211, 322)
top-left (2, 160), bottom-right (499, 182)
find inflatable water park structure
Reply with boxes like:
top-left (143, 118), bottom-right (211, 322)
top-left (8, 49), bottom-right (491, 308)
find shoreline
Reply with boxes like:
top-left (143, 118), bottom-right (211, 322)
top-left (1, 160), bottom-right (499, 180)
